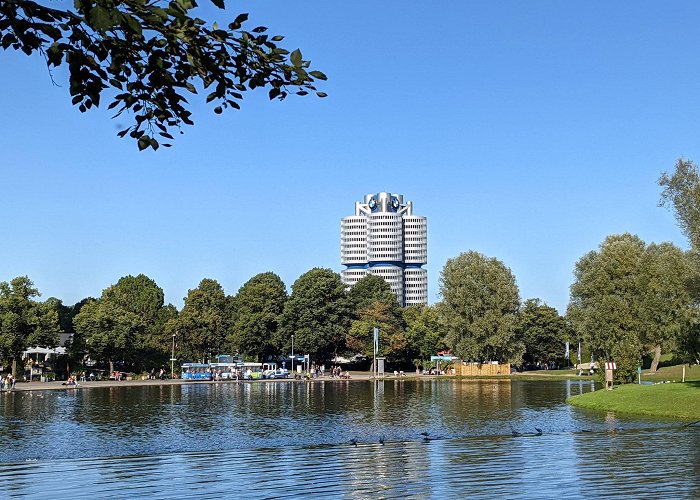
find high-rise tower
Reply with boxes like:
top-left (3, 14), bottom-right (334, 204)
top-left (340, 192), bottom-right (427, 306)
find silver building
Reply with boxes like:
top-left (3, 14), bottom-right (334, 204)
top-left (340, 192), bottom-right (427, 306)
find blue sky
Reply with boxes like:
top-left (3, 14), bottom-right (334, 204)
top-left (1, 1), bottom-right (698, 313)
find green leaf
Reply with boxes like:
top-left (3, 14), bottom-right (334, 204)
top-left (271, 35), bottom-right (284, 42)
top-left (214, 106), bottom-right (223, 114)
top-left (124, 14), bottom-right (142, 36)
top-left (316, 91), bottom-right (328, 98)
top-left (138, 137), bottom-right (150, 151)
top-left (290, 48), bottom-right (302, 67)
top-left (210, 0), bottom-right (225, 9)
top-left (309, 71), bottom-right (327, 81)
top-left (89, 6), bottom-right (115, 31)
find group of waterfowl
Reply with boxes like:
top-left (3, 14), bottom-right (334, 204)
top-left (350, 428), bottom-right (550, 447)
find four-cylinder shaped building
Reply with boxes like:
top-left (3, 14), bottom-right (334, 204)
top-left (341, 192), bottom-right (427, 306)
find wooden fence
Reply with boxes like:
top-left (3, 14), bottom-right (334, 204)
top-left (455, 362), bottom-right (511, 376)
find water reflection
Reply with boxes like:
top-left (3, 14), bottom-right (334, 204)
top-left (0, 379), bottom-right (698, 497)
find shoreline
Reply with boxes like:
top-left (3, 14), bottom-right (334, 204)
top-left (5, 372), bottom-right (390, 392)
top-left (0, 371), bottom-right (596, 394)
top-left (3, 370), bottom-right (594, 393)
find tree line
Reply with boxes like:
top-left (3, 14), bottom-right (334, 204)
top-left (0, 263), bottom-right (572, 377)
top-left (3, 159), bottom-right (700, 379)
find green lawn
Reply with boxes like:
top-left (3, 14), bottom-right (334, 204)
top-left (513, 369), bottom-right (596, 381)
top-left (640, 363), bottom-right (700, 383)
top-left (567, 381), bottom-right (700, 419)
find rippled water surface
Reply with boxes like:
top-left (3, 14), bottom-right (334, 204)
top-left (1, 379), bottom-right (698, 498)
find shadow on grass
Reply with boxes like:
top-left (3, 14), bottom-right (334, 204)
top-left (686, 381), bottom-right (700, 389)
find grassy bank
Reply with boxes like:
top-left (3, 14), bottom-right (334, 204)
top-left (567, 381), bottom-right (700, 419)
top-left (514, 369), bottom-right (595, 381)
top-left (640, 363), bottom-right (700, 383)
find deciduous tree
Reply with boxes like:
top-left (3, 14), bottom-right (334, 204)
top-left (0, 0), bottom-right (327, 150)
top-left (177, 278), bottom-right (227, 363)
top-left (279, 268), bottom-right (350, 362)
top-left (438, 251), bottom-right (523, 363)
top-left (517, 298), bottom-right (567, 368)
top-left (403, 304), bottom-right (447, 365)
top-left (568, 234), bottom-right (646, 381)
top-left (0, 276), bottom-right (59, 376)
top-left (346, 300), bottom-right (406, 362)
top-left (659, 158), bottom-right (700, 251)
top-left (348, 274), bottom-right (398, 317)
top-left (638, 242), bottom-right (694, 372)
top-left (229, 272), bottom-right (287, 360)
top-left (73, 274), bottom-right (171, 371)
top-left (73, 298), bottom-right (137, 374)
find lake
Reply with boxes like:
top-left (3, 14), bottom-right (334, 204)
top-left (0, 379), bottom-right (698, 498)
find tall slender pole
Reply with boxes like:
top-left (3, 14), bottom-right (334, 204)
top-left (291, 334), bottom-right (294, 375)
top-left (373, 327), bottom-right (379, 379)
top-left (171, 334), bottom-right (176, 379)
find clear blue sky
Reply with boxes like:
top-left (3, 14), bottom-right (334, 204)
top-left (1, 1), bottom-right (698, 314)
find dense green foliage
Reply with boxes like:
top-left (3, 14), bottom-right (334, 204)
top-left (517, 298), bottom-right (568, 367)
top-left (439, 251), bottom-right (523, 363)
top-left (176, 278), bottom-right (226, 363)
top-left (0, 276), bottom-right (59, 375)
top-left (347, 301), bottom-right (406, 361)
top-left (348, 274), bottom-right (399, 318)
top-left (638, 242), bottom-right (694, 371)
top-left (659, 158), bottom-right (700, 251)
top-left (278, 268), bottom-right (351, 361)
top-left (345, 274), bottom-right (406, 362)
top-left (0, 0), bottom-right (326, 150)
top-left (73, 274), bottom-right (173, 372)
top-left (658, 159), bottom-right (700, 364)
top-left (568, 234), bottom-right (694, 381)
top-left (229, 272), bottom-right (287, 361)
top-left (403, 305), bottom-right (447, 365)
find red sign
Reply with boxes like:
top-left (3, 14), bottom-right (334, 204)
top-left (605, 362), bottom-right (617, 370)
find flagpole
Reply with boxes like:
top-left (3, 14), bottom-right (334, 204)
top-left (373, 327), bottom-right (378, 379)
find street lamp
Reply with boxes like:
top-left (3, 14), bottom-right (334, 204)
top-left (170, 334), bottom-right (176, 379)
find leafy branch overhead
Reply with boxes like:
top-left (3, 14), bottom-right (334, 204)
top-left (0, 0), bottom-right (327, 150)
